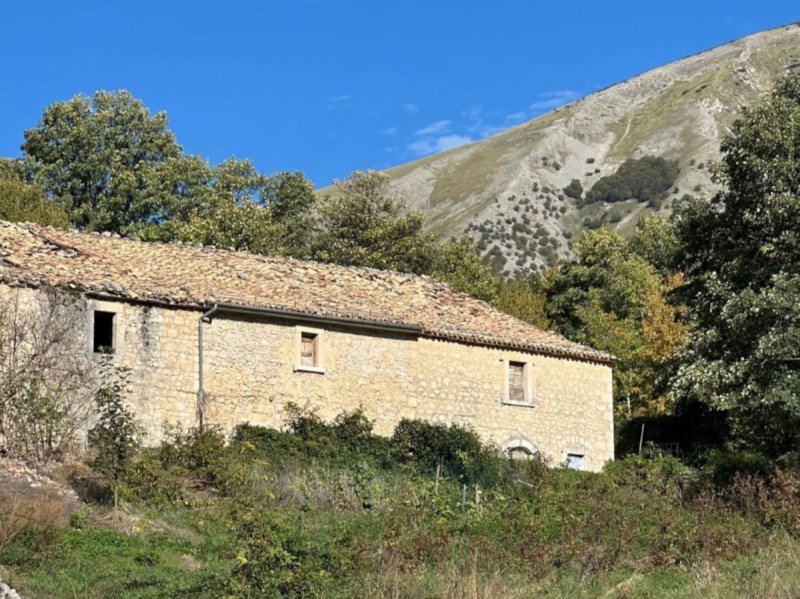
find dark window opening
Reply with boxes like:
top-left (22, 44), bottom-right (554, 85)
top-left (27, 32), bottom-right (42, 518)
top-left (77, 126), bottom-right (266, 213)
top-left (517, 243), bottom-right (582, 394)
top-left (93, 311), bottom-right (115, 353)
top-left (300, 332), bottom-right (318, 367)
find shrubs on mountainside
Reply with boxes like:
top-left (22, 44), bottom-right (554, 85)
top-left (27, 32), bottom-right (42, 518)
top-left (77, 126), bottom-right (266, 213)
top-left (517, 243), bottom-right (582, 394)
top-left (563, 178), bottom-right (583, 200)
top-left (583, 155), bottom-right (679, 205)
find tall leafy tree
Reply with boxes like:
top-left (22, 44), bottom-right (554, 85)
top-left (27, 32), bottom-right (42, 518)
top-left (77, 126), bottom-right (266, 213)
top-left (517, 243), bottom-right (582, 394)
top-left (671, 76), bottom-right (800, 452)
top-left (171, 163), bottom-right (316, 258)
top-left (430, 235), bottom-right (503, 303)
top-left (22, 90), bottom-right (202, 233)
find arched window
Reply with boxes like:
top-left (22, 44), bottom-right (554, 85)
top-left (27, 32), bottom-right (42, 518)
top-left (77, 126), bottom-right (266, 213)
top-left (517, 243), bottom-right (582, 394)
top-left (508, 446), bottom-right (534, 460)
top-left (503, 438), bottom-right (537, 460)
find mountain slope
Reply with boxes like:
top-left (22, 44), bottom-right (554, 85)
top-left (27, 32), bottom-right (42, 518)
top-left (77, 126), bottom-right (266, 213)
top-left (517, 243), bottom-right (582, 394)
top-left (382, 23), bottom-right (800, 275)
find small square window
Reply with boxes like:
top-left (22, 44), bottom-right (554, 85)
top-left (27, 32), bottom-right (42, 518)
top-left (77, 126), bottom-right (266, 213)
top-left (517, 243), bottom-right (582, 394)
top-left (93, 310), bottom-right (115, 354)
top-left (300, 332), bottom-right (318, 367)
top-left (293, 327), bottom-right (325, 374)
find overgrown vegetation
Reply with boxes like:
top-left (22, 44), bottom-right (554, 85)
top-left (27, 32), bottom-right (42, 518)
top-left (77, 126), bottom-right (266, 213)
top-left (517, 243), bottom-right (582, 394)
top-left (5, 409), bottom-right (800, 597)
top-left (0, 290), bottom-right (94, 461)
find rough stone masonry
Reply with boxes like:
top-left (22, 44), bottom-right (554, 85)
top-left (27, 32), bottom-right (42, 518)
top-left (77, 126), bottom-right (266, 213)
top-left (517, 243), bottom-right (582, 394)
top-left (0, 221), bottom-right (614, 471)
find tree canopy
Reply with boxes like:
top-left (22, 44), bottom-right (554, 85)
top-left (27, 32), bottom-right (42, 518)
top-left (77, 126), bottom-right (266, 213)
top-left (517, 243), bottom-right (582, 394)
top-left (584, 156), bottom-right (679, 205)
top-left (22, 90), bottom-right (192, 233)
top-left (544, 225), bottom-right (688, 416)
top-left (670, 76), bottom-right (800, 452)
top-left (313, 171), bottom-right (436, 274)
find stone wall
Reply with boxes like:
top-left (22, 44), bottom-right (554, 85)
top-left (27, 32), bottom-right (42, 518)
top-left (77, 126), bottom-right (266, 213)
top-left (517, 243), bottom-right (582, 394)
top-left (1, 286), bottom-right (614, 471)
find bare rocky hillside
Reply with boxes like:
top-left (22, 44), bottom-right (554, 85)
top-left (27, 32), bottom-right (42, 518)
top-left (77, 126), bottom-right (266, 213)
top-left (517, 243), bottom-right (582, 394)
top-left (379, 24), bottom-right (800, 275)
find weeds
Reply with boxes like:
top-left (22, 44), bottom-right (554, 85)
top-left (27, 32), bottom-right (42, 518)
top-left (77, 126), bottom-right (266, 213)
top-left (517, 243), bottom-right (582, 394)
top-left (5, 409), bottom-right (800, 597)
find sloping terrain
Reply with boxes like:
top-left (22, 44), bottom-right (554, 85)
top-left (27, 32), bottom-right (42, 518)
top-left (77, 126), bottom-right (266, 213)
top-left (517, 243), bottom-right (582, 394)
top-left (379, 24), bottom-right (800, 275)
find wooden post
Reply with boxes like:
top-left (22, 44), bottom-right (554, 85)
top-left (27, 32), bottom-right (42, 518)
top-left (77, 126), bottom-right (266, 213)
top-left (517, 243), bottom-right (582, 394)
top-left (638, 423), bottom-right (646, 455)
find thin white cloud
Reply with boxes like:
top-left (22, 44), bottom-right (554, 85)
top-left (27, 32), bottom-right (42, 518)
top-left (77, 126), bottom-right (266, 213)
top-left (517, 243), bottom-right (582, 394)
top-left (460, 105), bottom-right (511, 138)
top-left (407, 134), bottom-right (472, 157)
top-left (504, 111), bottom-right (528, 123)
top-left (403, 103), bottom-right (419, 114)
top-left (381, 126), bottom-right (399, 136)
top-left (414, 119), bottom-right (451, 136)
top-left (530, 90), bottom-right (579, 112)
top-left (330, 94), bottom-right (351, 102)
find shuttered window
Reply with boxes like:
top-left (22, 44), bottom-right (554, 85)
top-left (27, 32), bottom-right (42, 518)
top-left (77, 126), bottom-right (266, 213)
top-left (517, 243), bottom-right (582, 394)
top-left (508, 361), bottom-right (526, 403)
top-left (300, 332), bottom-right (318, 367)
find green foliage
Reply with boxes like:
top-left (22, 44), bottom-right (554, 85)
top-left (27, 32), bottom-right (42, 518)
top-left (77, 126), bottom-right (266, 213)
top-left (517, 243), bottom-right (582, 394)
top-left (704, 450), bottom-right (775, 488)
top-left (391, 419), bottom-right (501, 485)
top-left (229, 511), bottom-right (349, 598)
top-left (88, 360), bottom-right (140, 508)
top-left (18, 90), bottom-right (317, 260)
top-left (630, 213), bottom-right (679, 273)
top-left (429, 235), bottom-right (502, 303)
top-left (493, 276), bottom-right (550, 329)
top-left (563, 178), bottom-right (583, 200)
top-left (166, 166), bottom-right (317, 259)
top-left (544, 228), bottom-right (688, 416)
top-left (22, 90), bottom-right (192, 233)
top-left (13, 409), bottom-right (800, 597)
top-left (314, 171), bottom-right (435, 273)
top-left (234, 406), bottom-right (393, 471)
top-left (671, 75), bottom-right (800, 454)
top-left (0, 176), bottom-right (69, 228)
top-left (584, 155), bottom-right (679, 204)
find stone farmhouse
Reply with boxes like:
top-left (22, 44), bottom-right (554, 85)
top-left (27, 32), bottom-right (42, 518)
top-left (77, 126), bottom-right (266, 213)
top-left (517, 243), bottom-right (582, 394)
top-left (0, 221), bottom-right (614, 470)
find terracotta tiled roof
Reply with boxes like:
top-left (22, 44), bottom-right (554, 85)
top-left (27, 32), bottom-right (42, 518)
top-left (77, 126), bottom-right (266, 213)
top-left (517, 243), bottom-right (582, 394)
top-left (0, 221), bottom-right (612, 363)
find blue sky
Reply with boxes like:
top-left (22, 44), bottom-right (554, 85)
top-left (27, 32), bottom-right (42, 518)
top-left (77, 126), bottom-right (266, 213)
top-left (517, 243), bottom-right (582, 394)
top-left (1, 1), bottom-right (798, 187)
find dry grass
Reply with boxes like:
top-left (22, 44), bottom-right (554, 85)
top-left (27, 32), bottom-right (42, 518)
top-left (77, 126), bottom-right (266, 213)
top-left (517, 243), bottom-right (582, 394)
top-left (359, 553), bottom-right (542, 599)
top-left (0, 485), bottom-right (71, 549)
top-left (688, 532), bottom-right (800, 599)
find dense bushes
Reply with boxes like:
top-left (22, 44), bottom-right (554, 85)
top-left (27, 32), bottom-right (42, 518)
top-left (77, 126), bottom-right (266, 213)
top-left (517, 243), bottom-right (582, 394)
top-left (8, 407), bottom-right (800, 597)
top-left (563, 178), bottom-right (583, 200)
top-left (584, 155), bottom-right (679, 204)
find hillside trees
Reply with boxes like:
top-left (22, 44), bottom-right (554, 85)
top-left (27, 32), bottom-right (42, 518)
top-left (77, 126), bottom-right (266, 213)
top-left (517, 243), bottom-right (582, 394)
top-left (584, 156), bottom-right (679, 205)
top-left (313, 170), bottom-right (436, 273)
top-left (670, 76), bottom-right (800, 454)
top-left (544, 225), bottom-right (688, 416)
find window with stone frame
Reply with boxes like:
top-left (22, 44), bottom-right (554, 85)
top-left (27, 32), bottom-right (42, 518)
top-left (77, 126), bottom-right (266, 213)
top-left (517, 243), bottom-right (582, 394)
top-left (300, 331), bottom-right (319, 367)
top-left (507, 361), bottom-right (527, 404)
top-left (93, 310), bottom-right (116, 354)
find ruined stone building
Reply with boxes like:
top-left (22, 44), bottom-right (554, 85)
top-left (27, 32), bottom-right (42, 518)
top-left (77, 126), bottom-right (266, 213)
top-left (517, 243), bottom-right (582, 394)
top-left (0, 221), bottom-right (614, 470)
